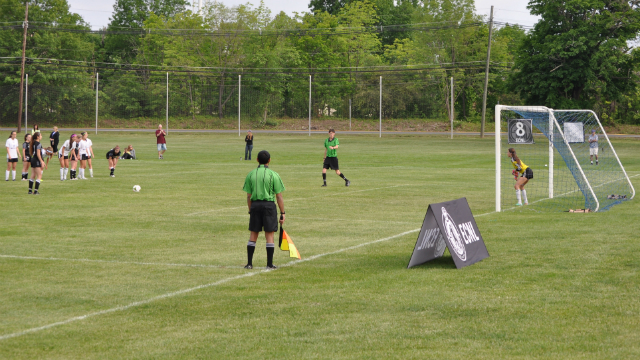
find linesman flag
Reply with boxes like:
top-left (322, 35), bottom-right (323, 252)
top-left (279, 226), bottom-right (301, 259)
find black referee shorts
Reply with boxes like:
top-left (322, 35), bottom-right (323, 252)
top-left (323, 156), bottom-right (339, 170)
top-left (249, 201), bottom-right (278, 233)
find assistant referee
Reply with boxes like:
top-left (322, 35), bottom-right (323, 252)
top-left (242, 150), bottom-right (286, 270)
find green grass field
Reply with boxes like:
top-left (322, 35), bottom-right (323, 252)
top-left (1, 132), bottom-right (640, 359)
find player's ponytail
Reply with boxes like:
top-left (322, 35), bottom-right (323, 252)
top-left (67, 135), bottom-right (75, 151)
top-left (29, 132), bottom-right (40, 157)
top-left (508, 148), bottom-right (521, 165)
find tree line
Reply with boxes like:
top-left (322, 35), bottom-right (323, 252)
top-left (0, 0), bottom-right (638, 126)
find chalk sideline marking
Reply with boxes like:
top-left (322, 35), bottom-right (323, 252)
top-left (185, 184), bottom-right (410, 216)
top-left (0, 255), bottom-right (247, 269)
top-left (0, 209), bottom-right (496, 341)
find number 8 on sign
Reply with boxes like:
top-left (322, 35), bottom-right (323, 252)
top-left (508, 119), bottom-right (534, 145)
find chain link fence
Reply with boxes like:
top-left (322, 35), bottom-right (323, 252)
top-left (0, 72), bottom-right (462, 131)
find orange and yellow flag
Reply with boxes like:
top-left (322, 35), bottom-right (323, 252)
top-left (279, 227), bottom-right (301, 259)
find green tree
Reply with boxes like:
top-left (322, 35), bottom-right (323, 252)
top-left (104, 0), bottom-right (188, 64)
top-left (510, 0), bottom-right (640, 110)
top-left (309, 0), bottom-right (348, 14)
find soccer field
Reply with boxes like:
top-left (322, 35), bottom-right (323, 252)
top-left (1, 132), bottom-right (640, 359)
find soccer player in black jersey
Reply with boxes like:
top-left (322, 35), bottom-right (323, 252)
top-left (28, 132), bottom-right (46, 194)
top-left (21, 133), bottom-right (31, 180)
top-left (106, 146), bottom-right (121, 177)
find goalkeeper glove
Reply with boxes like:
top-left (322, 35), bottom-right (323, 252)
top-left (512, 170), bottom-right (518, 180)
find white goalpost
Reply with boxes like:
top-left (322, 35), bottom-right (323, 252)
top-left (495, 105), bottom-right (635, 213)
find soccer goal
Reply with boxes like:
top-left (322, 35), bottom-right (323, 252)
top-left (495, 105), bottom-right (635, 212)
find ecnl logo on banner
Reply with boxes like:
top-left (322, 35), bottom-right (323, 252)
top-left (408, 198), bottom-right (489, 269)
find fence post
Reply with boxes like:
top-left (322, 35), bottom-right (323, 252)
top-left (450, 77), bottom-right (454, 139)
top-left (25, 73), bottom-right (28, 130)
top-left (166, 72), bottom-right (169, 134)
top-left (95, 72), bottom-right (99, 135)
top-left (308, 75), bottom-right (311, 137)
top-left (238, 75), bottom-right (241, 136)
top-left (379, 76), bottom-right (382, 138)
top-left (349, 98), bottom-right (351, 131)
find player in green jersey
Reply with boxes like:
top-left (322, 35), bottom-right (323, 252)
top-left (322, 129), bottom-right (350, 187)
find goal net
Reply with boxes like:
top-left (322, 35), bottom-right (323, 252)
top-left (495, 105), bottom-right (635, 212)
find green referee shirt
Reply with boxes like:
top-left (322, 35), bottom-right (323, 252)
top-left (243, 165), bottom-right (285, 201)
top-left (325, 137), bottom-right (339, 157)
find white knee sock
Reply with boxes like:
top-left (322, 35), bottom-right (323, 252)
top-left (64, 168), bottom-right (68, 179)
top-left (12, 170), bottom-right (15, 180)
top-left (89, 168), bottom-right (93, 177)
top-left (80, 169), bottom-right (85, 178)
top-left (60, 168), bottom-right (64, 180)
top-left (5, 170), bottom-right (8, 181)
top-left (522, 190), bottom-right (528, 204)
top-left (516, 189), bottom-right (522, 204)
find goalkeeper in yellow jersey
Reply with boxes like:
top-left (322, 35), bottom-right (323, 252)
top-left (508, 148), bottom-right (533, 206)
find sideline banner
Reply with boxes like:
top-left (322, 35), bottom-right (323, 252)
top-left (407, 198), bottom-right (489, 269)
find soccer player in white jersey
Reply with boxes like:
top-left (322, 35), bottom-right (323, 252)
top-left (588, 129), bottom-right (599, 165)
top-left (59, 134), bottom-right (76, 180)
top-left (6, 131), bottom-right (21, 181)
top-left (84, 134), bottom-right (95, 177)
top-left (78, 132), bottom-right (88, 179)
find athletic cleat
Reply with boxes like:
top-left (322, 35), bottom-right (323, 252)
top-left (28, 190), bottom-right (32, 194)
top-left (321, 184), bottom-right (327, 187)
top-left (244, 264), bottom-right (253, 270)
top-left (110, 174), bottom-right (115, 177)
top-left (515, 203), bottom-right (523, 206)
top-left (71, 178), bottom-right (77, 181)
top-left (524, 202), bottom-right (528, 205)
top-left (266, 265), bottom-right (277, 270)
top-left (345, 180), bottom-right (350, 187)
top-left (33, 192), bottom-right (39, 195)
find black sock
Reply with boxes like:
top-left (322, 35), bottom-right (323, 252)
top-left (110, 168), bottom-right (114, 175)
top-left (71, 170), bottom-right (75, 179)
top-left (35, 180), bottom-right (40, 192)
top-left (339, 173), bottom-right (348, 181)
top-left (247, 241), bottom-right (256, 265)
top-left (322, 173), bottom-right (326, 184)
top-left (266, 243), bottom-right (275, 266)
top-left (28, 179), bottom-right (33, 191)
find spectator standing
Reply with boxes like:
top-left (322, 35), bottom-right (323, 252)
top-left (245, 130), bottom-right (254, 160)
top-left (156, 124), bottom-right (167, 159)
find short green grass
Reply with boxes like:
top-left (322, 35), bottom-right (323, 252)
top-left (1, 133), bottom-right (639, 359)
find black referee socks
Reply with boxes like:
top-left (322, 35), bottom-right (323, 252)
top-left (339, 173), bottom-right (348, 182)
top-left (322, 173), bottom-right (326, 185)
top-left (266, 243), bottom-right (275, 267)
top-left (246, 241), bottom-right (256, 266)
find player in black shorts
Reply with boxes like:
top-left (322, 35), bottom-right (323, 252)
top-left (69, 135), bottom-right (80, 180)
top-left (322, 129), bottom-right (350, 187)
top-left (21, 133), bottom-right (31, 180)
top-left (28, 132), bottom-right (46, 194)
top-left (106, 146), bottom-right (121, 177)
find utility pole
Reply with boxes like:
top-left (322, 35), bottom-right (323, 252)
top-left (17, 2), bottom-right (28, 133)
top-left (480, 6), bottom-right (494, 139)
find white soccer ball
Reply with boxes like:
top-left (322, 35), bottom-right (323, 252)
top-left (133, 185), bottom-right (141, 192)
top-left (545, 164), bottom-right (548, 167)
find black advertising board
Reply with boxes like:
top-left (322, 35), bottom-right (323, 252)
top-left (508, 119), bottom-right (534, 145)
top-left (408, 198), bottom-right (489, 269)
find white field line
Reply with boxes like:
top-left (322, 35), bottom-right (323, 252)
top-left (0, 255), bottom-right (247, 269)
top-left (185, 184), bottom-right (410, 216)
top-left (0, 209), bottom-right (497, 342)
top-left (501, 174), bottom-right (640, 212)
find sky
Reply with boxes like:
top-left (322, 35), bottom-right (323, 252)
top-left (67, 0), bottom-right (540, 30)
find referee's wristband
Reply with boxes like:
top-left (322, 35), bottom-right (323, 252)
top-left (280, 212), bottom-right (285, 215)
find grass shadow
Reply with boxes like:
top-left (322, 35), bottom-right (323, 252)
top-left (406, 255), bottom-right (458, 270)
